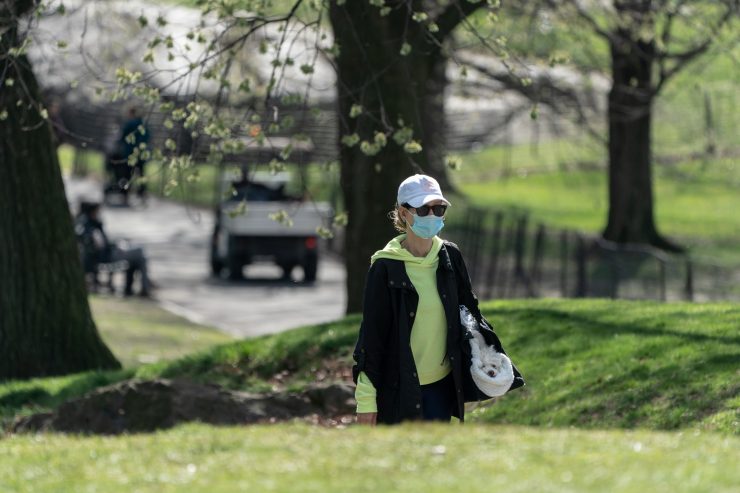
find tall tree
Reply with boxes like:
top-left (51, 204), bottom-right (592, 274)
top-left (0, 0), bottom-right (120, 379)
top-left (44, 0), bottom-right (501, 314)
top-left (547, 0), bottom-right (737, 250)
top-left (330, 0), bottom-right (492, 312)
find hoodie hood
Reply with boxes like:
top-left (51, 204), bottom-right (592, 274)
top-left (370, 234), bottom-right (443, 266)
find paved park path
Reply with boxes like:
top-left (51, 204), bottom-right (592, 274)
top-left (64, 177), bottom-right (347, 338)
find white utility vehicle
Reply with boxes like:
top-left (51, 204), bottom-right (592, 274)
top-left (210, 171), bottom-right (331, 282)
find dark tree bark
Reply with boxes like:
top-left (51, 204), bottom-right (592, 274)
top-left (601, 3), bottom-right (681, 251)
top-left (330, 1), bottom-right (474, 313)
top-left (0, 2), bottom-right (121, 379)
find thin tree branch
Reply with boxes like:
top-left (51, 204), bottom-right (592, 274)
top-left (656, 2), bottom-right (737, 93)
top-left (434, 0), bottom-right (487, 39)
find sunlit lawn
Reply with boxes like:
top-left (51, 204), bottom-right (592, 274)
top-left (2, 297), bottom-right (738, 492)
top-left (90, 296), bottom-right (232, 369)
top-left (455, 156), bottom-right (740, 264)
top-left (2, 423), bottom-right (739, 493)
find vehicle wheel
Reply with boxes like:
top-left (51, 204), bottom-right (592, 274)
top-left (226, 237), bottom-right (243, 280)
top-left (210, 230), bottom-right (224, 277)
top-left (303, 252), bottom-right (318, 283)
top-left (280, 264), bottom-right (295, 281)
top-left (210, 254), bottom-right (224, 277)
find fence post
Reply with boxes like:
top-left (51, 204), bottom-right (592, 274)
top-left (512, 214), bottom-right (529, 297)
top-left (468, 209), bottom-right (485, 288)
top-left (498, 216), bottom-right (517, 299)
top-left (575, 235), bottom-right (587, 297)
top-left (483, 212), bottom-right (503, 300)
top-left (703, 90), bottom-right (716, 157)
top-left (609, 252), bottom-right (620, 299)
top-left (658, 260), bottom-right (667, 302)
top-left (685, 259), bottom-right (694, 301)
top-left (528, 224), bottom-right (545, 297)
top-left (559, 230), bottom-right (568, 298)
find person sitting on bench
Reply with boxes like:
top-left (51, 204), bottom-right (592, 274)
top-left (75, 201), bottom-right (152, 297)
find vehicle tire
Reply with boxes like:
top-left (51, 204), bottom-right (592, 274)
top-left (210, 251), bottom-right (223, 277)
top-left (210, 229), bottom-right (224, 277)
top-left (226, 237), bottom-right (243, 280)
top-left (280, 263), bottom-right (295, 281)
top-left (303, 252), bottom-right (318, 283)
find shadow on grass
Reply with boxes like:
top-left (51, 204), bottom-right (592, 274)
top-left (478, 304), bottom-right (740, 432)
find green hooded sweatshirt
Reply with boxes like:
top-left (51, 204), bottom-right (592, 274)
top-left (355, 234), bottom-right (452, 413)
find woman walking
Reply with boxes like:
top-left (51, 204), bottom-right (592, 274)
top-left (353, 174), bottom-right (522, 425)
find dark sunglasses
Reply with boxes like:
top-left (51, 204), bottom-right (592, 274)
top-left (402, 202), bottom-right (447, 217)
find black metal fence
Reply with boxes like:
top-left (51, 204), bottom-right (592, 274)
top-left (443, 207), bottom-right (738, 302)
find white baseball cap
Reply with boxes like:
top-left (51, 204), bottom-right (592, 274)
top-left (397, 174), bottom-right (451, 208)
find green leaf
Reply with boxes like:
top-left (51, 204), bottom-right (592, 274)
top-left (227, 200), bottom-right (247, 218)
top-left (445, 155), bottom-right (463, 171)
top-left (349, 104), bottom-right (363, 118)
top-left (269, 159), bottom-right (286, 174)
top-left (332, 212), bottom-right (348, 227)
top-left (360, 141), bottom-right (381, 156)
top-left (392, 126), bottom-right (413, 145)
top-left (316, 226), bottom-right (334, 239)
top-left (279, 144), bottom-right (293, 161)
top-left (341, 133), bottom-right (360, 147)
top-left (400, 43), bottom-right (412, 56)
top-left (403, 140), bottom-right (423, 154)
top-left (300, 64), bottom-right (314, 75)
top-left (412, 12), bottom-right (428, 23)
top-left (269, 210), bottom-right (294, 227)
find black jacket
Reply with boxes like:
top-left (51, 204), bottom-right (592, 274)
top-left (352, 240), bottom-right (524, 424)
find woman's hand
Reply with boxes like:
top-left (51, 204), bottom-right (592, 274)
top-left (356, 412), bottom-right (377, 426)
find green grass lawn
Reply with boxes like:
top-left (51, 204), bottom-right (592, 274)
top-left (2, 423), bottom-right (738, 493)
top-left (2, 299), bottom-right (738, 492)
top-left (454, 156), bottom-right (740, 264)
top-left (90, 296), bottom-right (233, 368)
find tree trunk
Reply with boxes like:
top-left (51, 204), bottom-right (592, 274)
top-left (602, 25), bottom-right (681, 252)
top-left (0, 17), bottom-right (120, 379)
top-left (330, 2), bottom-right (451, 313)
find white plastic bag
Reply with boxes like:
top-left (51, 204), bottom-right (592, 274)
top-left (459, 305), bottom-right (515, 398)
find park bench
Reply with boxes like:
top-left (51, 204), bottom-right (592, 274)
top-left (78, 241), bottom-right (129, 294)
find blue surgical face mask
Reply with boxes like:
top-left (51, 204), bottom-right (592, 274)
top-left (410, 214), bottom-right (445, 239)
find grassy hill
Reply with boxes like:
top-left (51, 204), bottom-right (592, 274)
top-left (2, 298), bottom-right (738, 492)
top-left (2, 299), bottom-right (737, 434)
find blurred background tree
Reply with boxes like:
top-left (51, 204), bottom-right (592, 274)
top-left (0, 0), bottom-right (121, 379)
top-left (535, 0), bottom-right (737, 250)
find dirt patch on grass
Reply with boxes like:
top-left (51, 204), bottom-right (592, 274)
top-left (10, 378), bottom-right (355, 435)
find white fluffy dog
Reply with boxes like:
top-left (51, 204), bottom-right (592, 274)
top-left (460, 306), bottom-right (515, 398)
